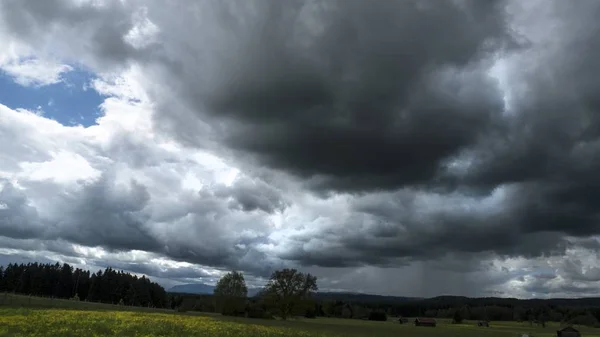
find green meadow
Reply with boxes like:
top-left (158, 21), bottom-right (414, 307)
top-left (1, 293), bottom-right (598, 337)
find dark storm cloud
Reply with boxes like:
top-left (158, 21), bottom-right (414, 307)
top-left (277, 187), bottom-right (571, 268)
top-left (213, 177), bottom-right (289, 214)
top-left (148, 0), bottom-right (517, 192)
top-left (6, 0), bottom-right (600, 297)
top-left (0, 173), bottom-right (281, 276)
top-left (163, 235), bottom-right (280, 278)
top-left (0, 0), bottom-right (534, 270)
top-left (0, 253), bottom-right (55, 267)
top-left (303, 257), bottom-right (519, 297)
top-left (50, 172), bottom-right (161, 252)
top-left (458, 1), bottom-right (600, 186)
top-left (259, 0), bottom-right (600, 269)
top-left (0, 0), bottom-right (159, 70)
top-left (570, 237), bottom-right (600, 251)
top-left (0, 175), bottom-right (161, 253)
top-left (561, 258), bottom-right (600, 283)
top-left (0, 236), bottom-right (80, 258)
top-left (445, 0), bottom-right (600, 243)
top-left (522, 275), bottom-right (599, 297)
top-left (0, 180), bottom-right (44, 239)
top-left (0, 235), bottom-right (218, 283)
top-left (533, 273), bottom-right (557, 280)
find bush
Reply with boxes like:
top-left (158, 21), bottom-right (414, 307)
top-left (220, 298), bottom-right (247, 317)
top-left (176, 306), bottom-right (188, 313)
top-left (304, 309), bottom-right (317, 319)
top-left (569, 313), bottom-right (598, 327)
top-left (453, 309), bottom-right (464, 324)
top-left (216, 296), bottom-right (247, 316)
top-left (176, 298), bottom-right (196, 313)
top-left (246, 303), bottom-right (274, 319)
top-left (368, 311), bottom-right (388, 321)
top-left (221, 306), bottom-right (246, 317)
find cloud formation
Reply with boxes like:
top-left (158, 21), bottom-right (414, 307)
top-left (149, 0), bottom-right (516, 192)
top-left (0, 58), bottom-right (72, 87)
top-left (1, 0), bottom-right (600, 297)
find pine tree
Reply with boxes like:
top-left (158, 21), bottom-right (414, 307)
top-left (0, 261), bottom-right (167, 307)
top-left (0, 266), bottom-right (4, 292)
top-left (453, 309), bottom-right (464, 324)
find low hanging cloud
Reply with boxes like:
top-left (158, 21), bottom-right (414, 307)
top-left (2, 0), bottom-right (600, 298)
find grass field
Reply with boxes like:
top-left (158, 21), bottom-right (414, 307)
top-left (0, 293), bottom-right (173, 313)
top-left (1, 293), bottom-right (600, 337)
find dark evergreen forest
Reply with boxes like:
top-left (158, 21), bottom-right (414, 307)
top-left (0, 262), bottom-right (167, 308)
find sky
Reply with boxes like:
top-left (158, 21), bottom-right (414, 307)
top-left (1, 0), bottom-right (600, 299)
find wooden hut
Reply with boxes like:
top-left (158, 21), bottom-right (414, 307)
top-left (557, 326), bottom-right (581, 337)
top-left (414, 317), bottom-right (437, 327)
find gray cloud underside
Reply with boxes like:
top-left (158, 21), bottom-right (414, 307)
top-left (0, 173), bottom-right (284, 277)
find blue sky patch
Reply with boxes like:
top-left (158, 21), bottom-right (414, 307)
top-left (0, 67), bottom-right (106, 127)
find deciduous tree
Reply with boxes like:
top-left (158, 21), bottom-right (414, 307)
top-left (262, 268), bottom-right (318, 320)
top-left (214, 271), bottom-right (248, 316)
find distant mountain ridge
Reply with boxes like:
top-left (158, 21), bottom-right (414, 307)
top-left (168, 284), bottom-right (217, 295)
top-left (167, 284), bottom-right (600, 307)
top-left (313, 291), bottom-right (422, 303)
top-left (168, 283), bottom-right (263, 297)
top-left (167, 283), bottom-right (420, 302)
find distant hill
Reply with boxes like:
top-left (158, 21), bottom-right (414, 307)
top-left (422, 295), bottom-right (600, 308)
top-left (313, 291), bottom-right (422, 303)
top-left (168, 283), bottom-right (216, 295)
top-left (167, 284), bottom-right (600, 310)
top-left (168, 283), bottom-right (262, 297)
top-left (168, 283), bottom-right (421, 303)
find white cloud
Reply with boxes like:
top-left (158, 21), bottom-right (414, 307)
top-left (18, 151), bottom-right (101, 184)
top-left (124, 6), bottom-right (160, 49)
top-left (0, 58), bottom-right (72, 87)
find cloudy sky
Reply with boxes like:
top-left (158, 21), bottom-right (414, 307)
top-left (1, 0), bottom-right (600, 299)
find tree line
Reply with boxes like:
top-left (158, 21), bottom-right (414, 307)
top-left (173, 268), bottom-right (318, 320)
top-left (171, 273), bottom-right (600, 326)
top-left (0, 262), bottom-right (167, 308)
top-left (0, 261), bottom-right (319, 319)
top-left (171, 290), bottom-right (600, 326)
top-left (311, 297), bottom-right (600, 326)
top-left (316, 297), bottom-right (600, 326)
top-left (5, 260), bottom-right (600, 327)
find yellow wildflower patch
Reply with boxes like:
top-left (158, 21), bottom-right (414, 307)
top-left (0, 308), bottom-right (327, 337)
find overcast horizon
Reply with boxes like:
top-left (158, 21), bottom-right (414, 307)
top-left (2, 0), bottom-right (600, 299)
